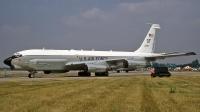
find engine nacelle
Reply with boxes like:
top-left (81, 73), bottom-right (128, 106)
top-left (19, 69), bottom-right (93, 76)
top-left (83, 64), bottom-right (109, 73)
top-left (123, 60), bottom-right (147, 69)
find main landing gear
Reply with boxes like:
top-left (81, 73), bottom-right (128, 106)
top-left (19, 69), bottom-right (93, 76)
top-left (78, 72), bottom-right (91, 76)
top-left (78, 71), bottom-right (109, 76)
top-left (28, 71), bottom-right (37, 78)
top-left (95, 72), bottom-right (108, 76)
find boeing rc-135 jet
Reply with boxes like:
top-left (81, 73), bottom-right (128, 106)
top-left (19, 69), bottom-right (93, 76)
top-left (4, 24), bottom-right (196, 78)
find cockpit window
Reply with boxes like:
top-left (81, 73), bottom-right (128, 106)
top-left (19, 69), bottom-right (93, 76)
top-left (12, 53), bottom-right (22, 58)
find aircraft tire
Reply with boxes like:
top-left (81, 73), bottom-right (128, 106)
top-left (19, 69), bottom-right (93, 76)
top-left (44, 71), bottom-right (51, 74)
top-left (95, 73), bottom-right (99, 76)
top-left (28, 74), bottom-right (34, 78)
top-left (78, 72), bottom-right (83, 76)
top-left (31, 74), bottom-right (34, 78)
top-left (95, 72), bottom-right (108, 76)
top-left (95, 73), bottom-right (103, 76)
top-left (28, 74), bottom-right (31, 78)
top-left (78, 72), bottom-right (91, 76)
top-left (97, 73), bottom-right (103, 76)
top-left (104, 72), bottom-right (109, 76)
top-left (86, 72), bottom-right (91, 76)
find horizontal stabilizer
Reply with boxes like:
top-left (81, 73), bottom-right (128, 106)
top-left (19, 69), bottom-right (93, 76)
top-left (145, 52), bottom-right (196, 61)
top-left (184, 52), bottom-right (196, 55)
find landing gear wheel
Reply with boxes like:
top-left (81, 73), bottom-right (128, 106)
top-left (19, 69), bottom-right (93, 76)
top-left (86, 72), bottom-right (91, 76)
top-left (28, 74), bottom-right (31, 78)
top-left (95, 73), bottom-right (100, 76)
top-left (78, 72), bottom-right (82, 76)
top-left (28, 71), bottom-right (36, 78)
top-left (104, 72), bottom-right (108, 76)
top-left (78, 72), bottom-right (91, 76)
top-left (28, 74), bottom-right (34, 78)
top-left (95, 72), bottom-right (109, 76)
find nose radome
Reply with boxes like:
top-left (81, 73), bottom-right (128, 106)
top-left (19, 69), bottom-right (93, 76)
top-left (3, 57), bottom-right (12, 67)
top-left (3, 57), bottom-right (15, 70)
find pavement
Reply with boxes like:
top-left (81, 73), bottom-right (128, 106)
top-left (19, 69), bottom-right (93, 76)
top-left (0, 71), bottom-right (199, 82)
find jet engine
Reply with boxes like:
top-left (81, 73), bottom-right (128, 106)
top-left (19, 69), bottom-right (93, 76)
top-left (83, 64), bottom-right (109, 73)
top-left (123, 60), bottom-right (148, 69)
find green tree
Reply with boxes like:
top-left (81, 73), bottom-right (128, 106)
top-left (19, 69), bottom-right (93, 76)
top-left (176, 59), bottom-right (199, 68)
top-left (191, 59), bottom-right (199, 68)
top-left (151, 62), bottom-right (159, 67)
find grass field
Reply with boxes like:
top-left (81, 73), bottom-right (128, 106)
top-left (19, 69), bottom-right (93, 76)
top-left (1, 76), bottom-right (200, 112)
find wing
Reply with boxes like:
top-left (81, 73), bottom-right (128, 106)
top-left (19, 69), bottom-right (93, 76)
top-left (145, 52), bottom-right (196, 61)
top-left (65, 58), bottom-right (126, 70)
top-left (105, 58), bottom-right (125, 66)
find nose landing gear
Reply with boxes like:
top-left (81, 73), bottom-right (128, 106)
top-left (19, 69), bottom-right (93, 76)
top-left (28, 71), bottom-right (37, 78)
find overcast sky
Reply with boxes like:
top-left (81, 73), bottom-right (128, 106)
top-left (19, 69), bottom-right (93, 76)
top-left (0, 0), bottom-right (199, 67)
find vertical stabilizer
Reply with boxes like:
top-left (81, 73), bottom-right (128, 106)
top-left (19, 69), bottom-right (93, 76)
top-left (135, 24), bottom-right (161, 53)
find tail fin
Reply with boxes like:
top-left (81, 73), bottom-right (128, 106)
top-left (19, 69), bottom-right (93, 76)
top-left (135, 24), bottom-right (161, 53)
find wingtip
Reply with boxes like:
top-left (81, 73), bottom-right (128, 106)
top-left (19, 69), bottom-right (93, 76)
top-left (186, 52), bottom-right (196, 55)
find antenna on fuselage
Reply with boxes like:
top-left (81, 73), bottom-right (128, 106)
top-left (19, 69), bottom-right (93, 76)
top-left (145, 23), bottom-right (153, 25)
top-left (43, 47), bottom-right (45, 50)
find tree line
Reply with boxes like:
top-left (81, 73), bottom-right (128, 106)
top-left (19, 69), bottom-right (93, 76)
top-left (151, 59), bottom-right (199, 68)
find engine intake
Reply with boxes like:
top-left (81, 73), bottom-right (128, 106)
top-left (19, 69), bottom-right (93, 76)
top-left (123, 60), bottom-right (129, 68)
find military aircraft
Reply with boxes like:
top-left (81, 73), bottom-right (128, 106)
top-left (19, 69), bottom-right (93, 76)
top-left (3, 24), bottom-right (196, 78)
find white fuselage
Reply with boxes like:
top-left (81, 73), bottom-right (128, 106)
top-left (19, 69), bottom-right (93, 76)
top-left (10, 49), bottom-right (155, 71)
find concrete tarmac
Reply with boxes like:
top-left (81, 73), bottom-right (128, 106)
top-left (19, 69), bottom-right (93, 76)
top-left (0, 71), bottom-right (200, 82)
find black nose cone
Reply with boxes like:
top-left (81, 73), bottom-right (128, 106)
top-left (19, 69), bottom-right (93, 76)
top-left (3, 57), bottom-right (12, 67)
